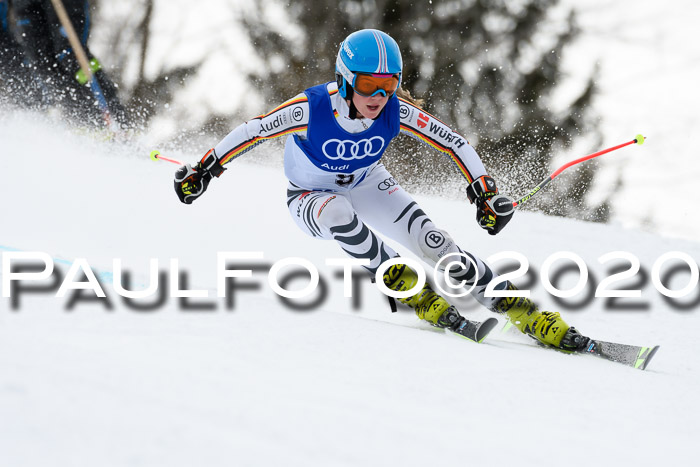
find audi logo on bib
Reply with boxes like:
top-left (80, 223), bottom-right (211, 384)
top-left (322, 136), bottom-right (385, 160)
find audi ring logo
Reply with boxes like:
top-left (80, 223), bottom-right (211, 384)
top-left (378, 177), bottom-right (398, 191)
top-left (322, 136), bottom-right (385, 160)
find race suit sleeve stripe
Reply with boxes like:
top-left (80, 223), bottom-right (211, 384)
top-left (219, 125), bottom-right (307, 165)
top-left (399, 123), bottom-right (475, 183)
top-left (260, 95), bottom-right (309, 117)
top-left (397, 97), bottom-right (487, 184)
top-left (214, 94), bottom-right (310, 165)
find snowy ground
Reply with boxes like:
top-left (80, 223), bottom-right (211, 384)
top-left (1, 114), bottom-right (699, 466)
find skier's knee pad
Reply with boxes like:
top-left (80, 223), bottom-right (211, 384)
top-left (315, 195), bottom-right (355, 232)
top-left (416, 225), bottom-right (459, 265)
top-left (416, 224), bottom-right (484, 279)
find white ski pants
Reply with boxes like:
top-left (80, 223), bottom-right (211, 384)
top-left (286, 164), bottom-right (500, 307)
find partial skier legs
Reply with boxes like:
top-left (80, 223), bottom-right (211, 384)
top-left (285, 165), bottom-right (578, 348)
top-left (286, 183), bottom-right (395, 275)
top-left (347, 165), bottom-right (500, 307)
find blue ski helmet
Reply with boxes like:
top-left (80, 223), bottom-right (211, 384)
top-left (335, 29), bottom-right (403, 99)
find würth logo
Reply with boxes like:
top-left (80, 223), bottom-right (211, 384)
top-left (417, 112), bottom-right (429, 129)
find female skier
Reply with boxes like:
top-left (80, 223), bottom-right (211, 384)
top-left (174, 29), bottom-right (588, 350)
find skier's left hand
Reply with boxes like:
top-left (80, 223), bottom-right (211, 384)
top-left (466, 175), bottom-right (515, 235)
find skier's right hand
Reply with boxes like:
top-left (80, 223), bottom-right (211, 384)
top-left (466, 175), bottom-right (515, 235)
top-left (174, 149), bottom-right (226, 204)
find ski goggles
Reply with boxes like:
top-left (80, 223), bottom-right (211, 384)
top-left (352, 73), bottom-right (400, 98)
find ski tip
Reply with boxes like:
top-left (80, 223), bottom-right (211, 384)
top-left (638, 345), bottom-right (660, 371)
top-left (449, 317), bottom-right (499, 343)
top-left (477, 317), bottom-right (499, 343)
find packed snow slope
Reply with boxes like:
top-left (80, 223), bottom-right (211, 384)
top-left (1, 113), bottom-right (699, 466)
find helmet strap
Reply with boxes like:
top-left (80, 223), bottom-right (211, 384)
top-left (348, 97), bottom-right (359, 119)
top-left (336, 73), bottom-right (353, 99)
top-left (335, 73), bottom-right (359, 119)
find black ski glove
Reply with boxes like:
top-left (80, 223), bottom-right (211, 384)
top-left (174, 149), bottom-right (226, 204)
top-left (466, 175), bottom-right (515, 235)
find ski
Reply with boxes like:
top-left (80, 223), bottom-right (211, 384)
top-left (502, 321), bottom-right (660, 370)
top-left (451, 317), bottom-right (499, 343)
top-left (577, 340), bottom-right (660, 370)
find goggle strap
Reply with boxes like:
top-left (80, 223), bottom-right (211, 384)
top-left (336, 55), bottom-right (357, 88)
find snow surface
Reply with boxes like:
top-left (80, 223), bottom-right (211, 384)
top-left (1, 113), bottom-right (699, 466)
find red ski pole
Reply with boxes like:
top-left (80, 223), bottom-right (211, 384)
top-left (149, 150), bottom-right (183, 166)
top-left (512, 134), bottom-right (646, 208)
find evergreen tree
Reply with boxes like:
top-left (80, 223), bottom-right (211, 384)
top-left (243, 0), bottom-right (605, 221)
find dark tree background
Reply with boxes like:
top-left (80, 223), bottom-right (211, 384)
top-left (242, 0), bottom-right (607, 221)
top-left (2, 0), bottom-right (608, 221)
top-left (89, 0), bottom-right (201, 129)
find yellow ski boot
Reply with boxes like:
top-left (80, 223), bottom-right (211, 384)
top-left (382, 263), bottom-right (498, 342)
top-left (382, 263), bottom-right (456, 326)
top-left (493, 283), bottom-right (582, 349)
